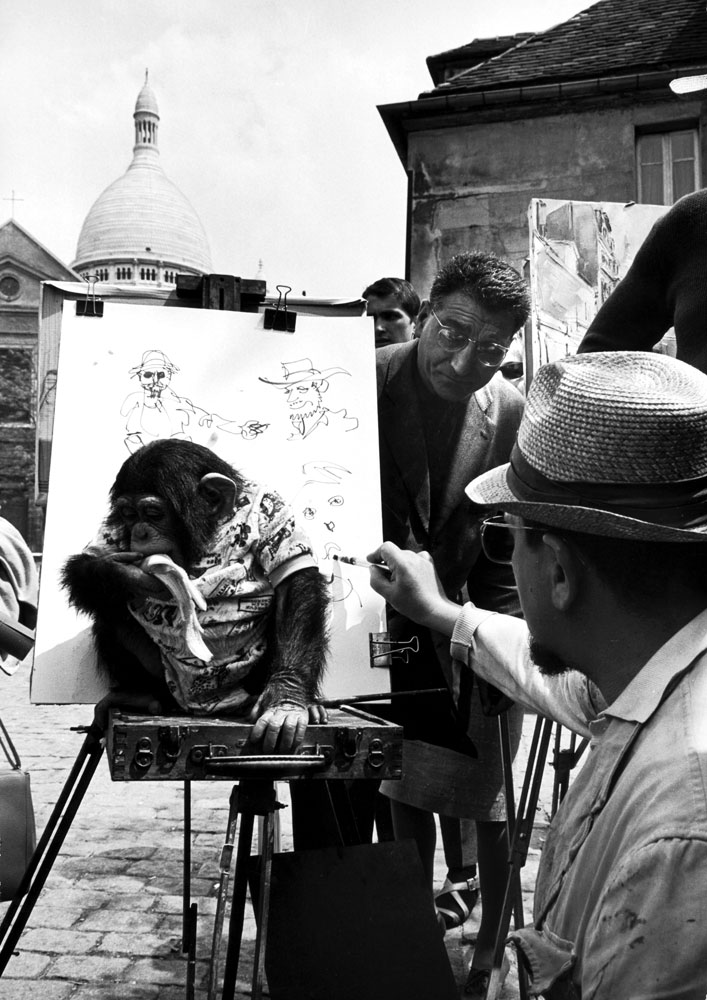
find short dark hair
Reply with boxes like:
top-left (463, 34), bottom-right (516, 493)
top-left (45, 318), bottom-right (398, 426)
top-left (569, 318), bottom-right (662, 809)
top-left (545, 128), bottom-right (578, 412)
top-left (362, 277), bottom-right (420, 320)
top-left (430, 252), bottom-right (530, 330)
top-left (523, 518), bottom-right (707, 608)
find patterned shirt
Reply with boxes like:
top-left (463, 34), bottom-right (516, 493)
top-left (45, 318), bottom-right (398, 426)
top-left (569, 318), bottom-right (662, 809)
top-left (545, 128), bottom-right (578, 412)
top-left (92, 480), bottom-right (317, 714)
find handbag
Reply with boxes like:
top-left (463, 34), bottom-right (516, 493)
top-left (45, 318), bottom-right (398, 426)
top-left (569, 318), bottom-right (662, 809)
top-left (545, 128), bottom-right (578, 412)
top-left (0, 713), bottom-right (36, 901)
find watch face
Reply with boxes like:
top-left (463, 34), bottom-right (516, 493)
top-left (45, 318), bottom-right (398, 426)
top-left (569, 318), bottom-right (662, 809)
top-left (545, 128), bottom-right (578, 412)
top-left (0, 275), bottom-right (20, 301)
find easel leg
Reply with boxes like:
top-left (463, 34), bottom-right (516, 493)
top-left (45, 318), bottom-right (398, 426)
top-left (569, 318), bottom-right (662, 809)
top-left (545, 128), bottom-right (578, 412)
top-left (183, 779), bottom-right (192, 951)
top-left (0, 725), bottom-right (104, 975)
top-left (485, 715), bottom-right (553, 1000)
top-left (208, 785), bottom-right (242, 1000)
top-left (250, 801), bottom-right (276, 1000)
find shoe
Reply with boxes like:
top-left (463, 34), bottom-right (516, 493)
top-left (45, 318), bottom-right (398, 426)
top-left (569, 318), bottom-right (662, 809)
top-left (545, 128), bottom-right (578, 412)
top-left (463, 951), bottom-right (511, 999)
top-left (434, 875), bottom-right (479, 930)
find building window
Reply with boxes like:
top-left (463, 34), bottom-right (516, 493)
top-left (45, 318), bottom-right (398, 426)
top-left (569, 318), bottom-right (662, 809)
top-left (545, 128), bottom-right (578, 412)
top-left (116, 267), bottom-right (133, 281)
top-left (637, 128), bottom-right (699, 205)
top-left (0, 347), bottom-right (34, 425)
top-left (0, 274), bottom-right (21, 302)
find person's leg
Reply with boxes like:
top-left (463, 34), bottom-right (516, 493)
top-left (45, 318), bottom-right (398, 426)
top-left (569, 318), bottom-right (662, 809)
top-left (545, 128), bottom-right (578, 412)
top-left (464, 819), bottom-right (510, 996)
top-left (435, 816), bottom-right (479, 928)
top-left (389, 799), bottom-right (437, 886)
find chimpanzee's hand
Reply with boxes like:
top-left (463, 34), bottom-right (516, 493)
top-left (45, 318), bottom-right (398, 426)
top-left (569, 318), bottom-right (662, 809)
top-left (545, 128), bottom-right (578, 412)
top-left (99, 552), bottom-right (172, 600)
top-left (249, 699), bottom-right (309, 753)
top-left (93, 689), bottom-right (164, 733)
top-left (308, 703), bottom-right (328, 725)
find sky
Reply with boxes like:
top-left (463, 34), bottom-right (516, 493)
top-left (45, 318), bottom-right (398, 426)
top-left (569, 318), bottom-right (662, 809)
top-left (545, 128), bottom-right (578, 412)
top-left (1, 0), bottom-right (593, 299)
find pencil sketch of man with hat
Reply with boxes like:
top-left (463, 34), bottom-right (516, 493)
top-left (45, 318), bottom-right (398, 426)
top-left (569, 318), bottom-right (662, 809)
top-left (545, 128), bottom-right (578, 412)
top-left (368, 350), bottom-right (707, 998)
top-left (259, 358), bottom-right (359, 440)
top-left (121, 349), bottom-right (268, 452)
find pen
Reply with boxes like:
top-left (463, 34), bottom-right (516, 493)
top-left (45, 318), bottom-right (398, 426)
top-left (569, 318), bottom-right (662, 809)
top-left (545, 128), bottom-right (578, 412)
top-left (331, 554), bottom-right (391, 573)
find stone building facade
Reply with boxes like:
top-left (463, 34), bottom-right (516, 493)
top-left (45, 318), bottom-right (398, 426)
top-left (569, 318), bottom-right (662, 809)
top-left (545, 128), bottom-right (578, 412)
top-left (378, 0), bottom-right (707, 296)
top-left (0, 221), bottom-right (77, 548)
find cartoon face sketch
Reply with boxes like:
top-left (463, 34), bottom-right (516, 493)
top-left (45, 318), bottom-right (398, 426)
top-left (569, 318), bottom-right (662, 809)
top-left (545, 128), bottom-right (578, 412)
top-left (133, 351), bottom-right (176, 399)
top-left (259, 358), bottom-right (359, 440)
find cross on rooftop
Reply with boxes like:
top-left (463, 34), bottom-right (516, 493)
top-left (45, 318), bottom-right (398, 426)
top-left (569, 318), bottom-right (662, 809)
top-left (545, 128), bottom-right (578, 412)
top-left (3, 190), bottom-right (24, 218)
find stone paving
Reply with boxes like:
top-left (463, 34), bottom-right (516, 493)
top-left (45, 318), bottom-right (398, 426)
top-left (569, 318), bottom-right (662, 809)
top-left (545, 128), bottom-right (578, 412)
top-left (0, 656), bottom-right (562, 999)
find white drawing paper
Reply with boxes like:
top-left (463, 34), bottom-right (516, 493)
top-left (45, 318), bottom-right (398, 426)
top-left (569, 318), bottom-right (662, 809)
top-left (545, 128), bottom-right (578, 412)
top-left (32, 302), bottom-right (386, 704)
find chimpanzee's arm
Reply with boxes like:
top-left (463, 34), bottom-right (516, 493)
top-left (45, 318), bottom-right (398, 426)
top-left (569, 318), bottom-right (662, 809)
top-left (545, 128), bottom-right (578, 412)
top-left (260, 566), bottom-right (329, 707)
top-left (62, 550), bottom-right (169, 617)
top-left (61, 550), bottom-right (173, 702)
top-left (249, 566), bottom-right (329, 752)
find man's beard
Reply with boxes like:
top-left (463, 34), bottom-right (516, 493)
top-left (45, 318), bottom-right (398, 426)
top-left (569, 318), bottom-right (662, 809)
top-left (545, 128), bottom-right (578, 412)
top-left (529, 636), bottom-right (572, 677)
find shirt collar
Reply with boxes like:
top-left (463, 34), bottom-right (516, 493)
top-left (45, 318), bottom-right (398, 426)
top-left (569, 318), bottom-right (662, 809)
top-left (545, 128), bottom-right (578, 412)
top-left (602, 606), bottom-right (707, 724)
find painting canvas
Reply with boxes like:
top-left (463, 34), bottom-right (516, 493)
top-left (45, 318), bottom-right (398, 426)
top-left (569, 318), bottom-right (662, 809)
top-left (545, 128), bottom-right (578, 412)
top-left (32, 301), bottom-right (385, 704)
top-left (527, 198), bottom-right (671, 375)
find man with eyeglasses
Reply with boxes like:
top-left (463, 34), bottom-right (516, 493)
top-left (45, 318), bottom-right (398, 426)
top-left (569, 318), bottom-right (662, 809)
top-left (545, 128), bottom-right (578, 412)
top-left (375, 250), bottom-right (530, 995)
top-left (369, 351), bottom-right (707, 999)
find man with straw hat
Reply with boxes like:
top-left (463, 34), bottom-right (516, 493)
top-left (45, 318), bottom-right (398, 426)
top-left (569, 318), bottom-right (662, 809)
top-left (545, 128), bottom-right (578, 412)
top-left (368, 351), bottom-right (707, 999)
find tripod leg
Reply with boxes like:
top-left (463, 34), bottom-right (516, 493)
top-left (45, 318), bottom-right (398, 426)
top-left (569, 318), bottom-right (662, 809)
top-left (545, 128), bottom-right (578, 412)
top-left (208, 785), bottom-right (241, 1000)
top-left (185, 902), bottom-right (198, 1000)
top-left (221, 798), bottom-right (255, 1000)
top-left (182, 779), bottom-right (192, 953)
top-left (486, 715), bottom-right (553, 1000)
top-left (250, 802), bottom-right (276, 1000)
top-left (0, 726), bottom-right (104, 975)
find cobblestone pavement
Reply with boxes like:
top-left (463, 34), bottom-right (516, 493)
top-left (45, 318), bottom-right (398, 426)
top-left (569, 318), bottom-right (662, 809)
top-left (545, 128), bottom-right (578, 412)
top-left (0, 657), bottom-right (560, 999)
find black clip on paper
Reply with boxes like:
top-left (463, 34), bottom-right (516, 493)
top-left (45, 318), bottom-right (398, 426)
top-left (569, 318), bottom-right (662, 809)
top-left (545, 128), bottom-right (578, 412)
top-left (264, 284), bottom-right (296, 332)
top-left (76, 273), bottom-right (104, 318)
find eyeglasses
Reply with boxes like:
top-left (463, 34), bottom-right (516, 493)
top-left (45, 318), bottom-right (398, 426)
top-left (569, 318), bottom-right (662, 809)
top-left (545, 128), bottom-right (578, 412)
top-left (480, 514), bottom-right (545, 565)
top-left (431, 309), bottom-right (511, 368)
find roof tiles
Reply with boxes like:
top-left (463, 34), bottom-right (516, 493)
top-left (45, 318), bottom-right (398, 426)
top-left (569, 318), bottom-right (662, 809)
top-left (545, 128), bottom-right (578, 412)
top-left (429, 0), bottom-right (707, 95)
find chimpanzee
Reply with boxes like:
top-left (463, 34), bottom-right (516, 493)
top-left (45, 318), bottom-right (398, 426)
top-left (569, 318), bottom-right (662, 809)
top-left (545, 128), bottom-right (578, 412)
top-left (62, 439), bottom-right (330, 751)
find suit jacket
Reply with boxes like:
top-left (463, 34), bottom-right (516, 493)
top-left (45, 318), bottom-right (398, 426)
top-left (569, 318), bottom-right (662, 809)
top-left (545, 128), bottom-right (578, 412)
top-left (376, 341), bottom-right (524, 741)
top-left (377, 340), bottom-right (524, 604)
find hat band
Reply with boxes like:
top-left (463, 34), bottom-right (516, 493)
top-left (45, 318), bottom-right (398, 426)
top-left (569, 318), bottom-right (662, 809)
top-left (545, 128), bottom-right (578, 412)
top-left (507, 445), bottom-right (707, 529)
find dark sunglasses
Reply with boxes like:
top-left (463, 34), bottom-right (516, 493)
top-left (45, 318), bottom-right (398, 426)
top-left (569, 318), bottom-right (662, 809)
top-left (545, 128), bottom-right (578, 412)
top-left (480, 514), bottom-right (545, 565)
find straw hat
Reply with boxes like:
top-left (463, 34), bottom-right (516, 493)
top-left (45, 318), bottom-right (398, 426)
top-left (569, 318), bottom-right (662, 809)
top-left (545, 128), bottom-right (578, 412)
top-left (466, 351), bottom-right (707, 542)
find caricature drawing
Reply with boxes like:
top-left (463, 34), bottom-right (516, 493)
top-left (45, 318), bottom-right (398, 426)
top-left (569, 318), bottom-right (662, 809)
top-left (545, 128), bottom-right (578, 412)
top-left (121, 349), bottom-right (268, 452)
top-left (259, 359), bottom-right (359, 440)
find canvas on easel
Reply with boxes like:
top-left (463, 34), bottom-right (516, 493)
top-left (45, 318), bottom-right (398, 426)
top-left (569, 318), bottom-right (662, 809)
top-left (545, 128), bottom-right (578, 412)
top-left (527, 198), bottom-right (671, 381)
top-left (32, 299), bottom-right (385, 704)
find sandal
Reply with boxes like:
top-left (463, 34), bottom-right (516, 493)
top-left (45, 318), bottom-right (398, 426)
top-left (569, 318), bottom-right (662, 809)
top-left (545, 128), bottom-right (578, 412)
top-left (463, 950), bottom-right (511, 999)
top-left (434, 874), bottom-right (479, 929)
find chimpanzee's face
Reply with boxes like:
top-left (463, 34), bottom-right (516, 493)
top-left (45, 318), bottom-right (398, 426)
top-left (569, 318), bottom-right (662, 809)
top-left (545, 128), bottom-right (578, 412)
top-left (115, 493), bottom-right (184, 564)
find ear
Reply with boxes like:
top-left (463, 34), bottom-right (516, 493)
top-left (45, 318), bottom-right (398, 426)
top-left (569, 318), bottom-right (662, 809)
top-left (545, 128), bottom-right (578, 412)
top-left (417, 299), bottom-right (431, 327)
top-left (198, 473), bottom-right (238, 519)
top-left (541, 533), bottom-right (583, 612)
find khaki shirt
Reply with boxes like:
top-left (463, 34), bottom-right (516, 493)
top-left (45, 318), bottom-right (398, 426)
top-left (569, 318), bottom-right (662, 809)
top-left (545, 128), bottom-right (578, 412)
top-left (450, 605), bottom-right (707, 999)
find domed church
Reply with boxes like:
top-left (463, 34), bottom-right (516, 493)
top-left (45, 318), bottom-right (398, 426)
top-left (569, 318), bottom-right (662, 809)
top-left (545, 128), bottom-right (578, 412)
top-left (72, 72), bottom-right (212, 286)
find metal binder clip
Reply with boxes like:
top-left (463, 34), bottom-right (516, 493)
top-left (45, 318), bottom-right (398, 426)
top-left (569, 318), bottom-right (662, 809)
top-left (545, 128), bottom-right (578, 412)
top-left (264, 284), bottom-right (296, 332)
top-left (369, 633), bottom-right (420, 667)
top-left (76, 274), bottom-right (104, 317)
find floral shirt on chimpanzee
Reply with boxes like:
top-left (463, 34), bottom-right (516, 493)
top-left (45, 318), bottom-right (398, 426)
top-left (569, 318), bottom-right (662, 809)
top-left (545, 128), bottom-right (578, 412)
top-left (93, 480), bottom-right (317, 714)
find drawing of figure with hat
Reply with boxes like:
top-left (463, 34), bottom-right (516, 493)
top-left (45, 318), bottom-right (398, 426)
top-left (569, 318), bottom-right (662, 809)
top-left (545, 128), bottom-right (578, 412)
top-left (259, 358), bottom-right (359, 440)
top-left (121, 349), bottom-right (268, 453)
